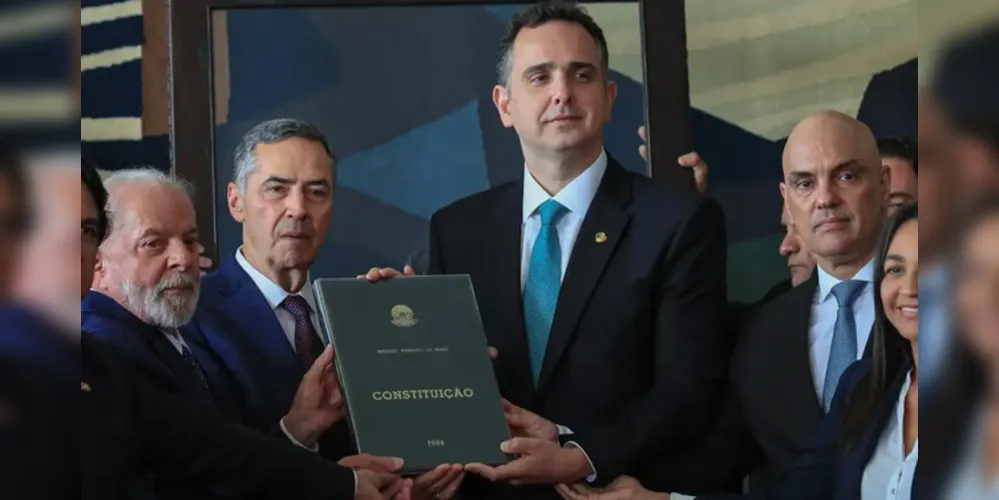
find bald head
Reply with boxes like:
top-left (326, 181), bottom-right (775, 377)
top-left (783, 111), bottom-right (881, 176)
top-left (780, 111), bottom-right (888, 277)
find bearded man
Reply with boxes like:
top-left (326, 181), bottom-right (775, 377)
top-left (82, 168), bottom-right (358, 500)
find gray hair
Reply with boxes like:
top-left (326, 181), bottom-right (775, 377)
top-left (103, 167), bottom-right (195, 241)
top-left (232, 118), bottom-right (335, 193)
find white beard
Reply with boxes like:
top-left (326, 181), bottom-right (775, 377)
top-left (121, 274), bottom-right (200, 328)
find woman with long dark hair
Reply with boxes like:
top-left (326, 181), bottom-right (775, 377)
top-left (557, 203), bottom-right (919, 500)
top-left (920, 195), bottom-right (999, 499)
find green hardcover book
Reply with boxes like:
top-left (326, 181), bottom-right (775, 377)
top-left (313, 275), bottom-right (511, 475)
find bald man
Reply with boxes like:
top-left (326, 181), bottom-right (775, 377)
top-left (548, 114), bottom-right (891, 499)
top-left (702, 111), bottom-right (888, 495)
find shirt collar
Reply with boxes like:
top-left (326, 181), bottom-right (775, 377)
top-left (522, 148), bottom-right (608, 224)
top-left (235, 246), bottom-right (317, 313)
top-left (816, 258), bottom-right (875, 304)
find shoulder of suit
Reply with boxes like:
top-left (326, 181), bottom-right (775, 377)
top-left (735, 284), bottom-right (806, 339)
top-left (199, 257), bottom-right (239, 296)
top-left (431, 180), bottom-right (518, 223)
top-left (619, 170), bottom-right (716, 220)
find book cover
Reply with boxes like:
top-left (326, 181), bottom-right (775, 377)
top-left (313, 275), bottom-right (511, 475)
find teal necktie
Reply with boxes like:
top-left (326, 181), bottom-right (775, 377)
top-left (823, 279), bottom-right (866, 410)
top-left (524, 199), bottom-right (567, 384)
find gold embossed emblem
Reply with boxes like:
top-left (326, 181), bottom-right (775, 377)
top-left (595, 232), bottom-right (608, 243)
top-left (81, 382), bottom-right (91, 392)
top-left (391, 304), bottom-right (418, 328)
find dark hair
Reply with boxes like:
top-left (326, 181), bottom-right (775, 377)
top-left (877, 136), bottom-right (918, 174)
top-left (838, 202), bottom-right (916, 453)
top-left (931, 21), bottom-right (999, 163)
top-left (81, 157), bottom-right (109, 242)
top-left (920, 195), bottom-right (999, 483)
top-left (496, 1), bottom-right (609, 87)
top-left (953, 117), bottom-right (999, 165)
top-left (0, 142), bottom-right (31, 238)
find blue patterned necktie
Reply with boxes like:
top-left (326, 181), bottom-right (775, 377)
top-left (523, 199), bottom-right (567, 384)
top-left (823, 279), bottom-right (866, 410)
top-left (167, 329), bottom-right (210, 390)
top-left (180, 343), bottom-right (210, 390)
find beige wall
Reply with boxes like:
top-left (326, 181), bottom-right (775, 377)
top-left (686, 0), bottom-right (917, 140)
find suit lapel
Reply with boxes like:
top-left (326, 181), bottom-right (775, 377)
top-left (83, 291), bottom-right (214, 404)
top-left (218, 257), bottom-right (304, 378)
top-left (774, 274), bottom-right (825, 433)
top-left (537, 161), bottom-right (632, 390)
top-left (488, 185), bottom-right (537, 402)
top-left (145, 328), bottom-right (215, 405)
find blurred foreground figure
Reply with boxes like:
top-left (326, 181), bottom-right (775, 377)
top-left (921, 21), bottom-right (999, 391)
top-left (0, 145), bottom-right (80, 500)
top-left (922, 196), bottom-right (999, 499)
top-left (3, 154), bottom-right (401, 500)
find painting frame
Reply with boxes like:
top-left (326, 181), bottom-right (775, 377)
top-left (168, 0), bottom-right (691, 264)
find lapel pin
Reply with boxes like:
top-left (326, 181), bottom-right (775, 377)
top-left (81, 382), bottom-right (91, 393)
top-left (594, 232), bottom-right (608, 244)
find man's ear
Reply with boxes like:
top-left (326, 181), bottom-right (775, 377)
top-left (93, 248), bottom-right (107, 290)
top-left (880, 165), bottom-right (891, 206)
top-left (605, 79), bottom-right (618, 120)
top-left (493, 85), bottom-right (515, 128)
top-left (227, 182), bottom-right (245, 223)
top-left (779, 182), bottom-right (788, 204)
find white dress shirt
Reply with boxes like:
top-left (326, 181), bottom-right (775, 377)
top-left (235, 247), bottom-right (327, 348)
top-left (809, 260), bottom-right (876, 399)
top-left (520, 149), bottom-right (607, 289)
top-left (861, 371), bottom-right (918, 500)
top-left (162, 328), bottom-right (192, 354)
top-left (520, 150), bottom-right (607, 482)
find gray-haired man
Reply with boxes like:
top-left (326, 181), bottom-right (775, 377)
top-left (184, 119), bottom-right (466, 500)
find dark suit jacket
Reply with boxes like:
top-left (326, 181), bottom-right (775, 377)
top-left (80, 331), bottom-right (357, 500)
top-left (717, 273), bottom-right (875, 492)
top-left (0, 305), bottom-right (79, 500)
top-left (83, 290), bottom-right (297, 499)
top-left (82, 291), bottom-right (244, 420)
top-left (698, 358), bottom-right (916, 499)
top-left (183, 257), bottom-right (354, 460)
top-left (430, 159), bottom-right (729, 498)
top-left (0, 303), bottom-right (355, 500)
top-left (636, 282), bottom-right (798, 496)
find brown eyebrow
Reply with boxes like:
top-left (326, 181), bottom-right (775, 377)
top-left (884, 254), bottom-right (906, 263)
top-left (522, 61), bottom-right (598, 78)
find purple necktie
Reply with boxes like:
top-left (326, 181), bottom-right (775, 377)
top-left (281, 295), bottom-right (326, 369)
